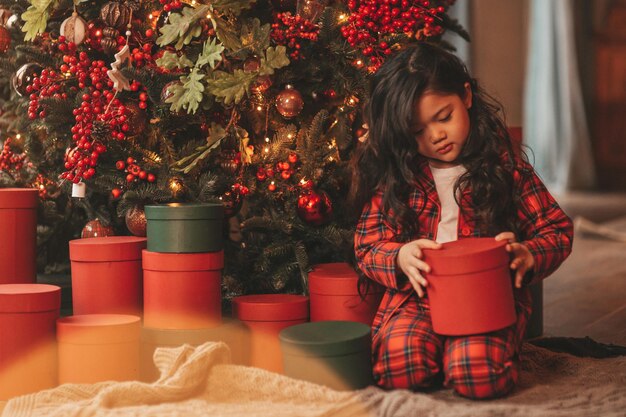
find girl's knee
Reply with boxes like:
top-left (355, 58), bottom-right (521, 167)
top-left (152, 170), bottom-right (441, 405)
top-left (374, 337), bottom-right (442, 390)
top-left (445, 351), bottom-right (518, 399)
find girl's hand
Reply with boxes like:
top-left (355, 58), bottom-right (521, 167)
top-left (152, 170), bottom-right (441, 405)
top-left (495, 232), bottom-right (536, 288)
top-left (397, 239), bottom-right (442, 297)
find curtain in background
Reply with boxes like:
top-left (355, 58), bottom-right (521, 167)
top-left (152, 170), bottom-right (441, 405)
top-left (524, 0), bottom-right (595, 193)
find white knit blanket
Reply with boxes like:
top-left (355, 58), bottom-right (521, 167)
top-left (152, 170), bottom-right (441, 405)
top-left (2, 341), bottom-right (625, 417)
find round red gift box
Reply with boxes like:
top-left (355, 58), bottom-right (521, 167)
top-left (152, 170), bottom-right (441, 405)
top-left (232, 294), bottom-right (308, 373)
top-left (57, 314), bottom-right (141, 384)
top-left (69, 236), bottom-right (147, 316)
top-left (142, 250), bottom-right (224, 329)
top-left (422, 237), bottom-right (516, 335)
top-left (0, 188), bottom-right (38, 284)
top-left (308, 262), bottom-right (383, 325)
top-left (0, 284), bottom-right (60, 399)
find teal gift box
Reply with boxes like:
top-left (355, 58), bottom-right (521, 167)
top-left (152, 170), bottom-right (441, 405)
top-left (279, 320), bottom-right (372, 390)
top-left (145, 203), bottom-right (224, 253)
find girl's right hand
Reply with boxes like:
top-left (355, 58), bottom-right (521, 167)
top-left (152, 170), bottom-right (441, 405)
top-left (397, 239), bottom-right (442, 297)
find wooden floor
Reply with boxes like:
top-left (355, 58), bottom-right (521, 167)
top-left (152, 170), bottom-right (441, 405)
top-left (544, 192), bottom-right (626, 345)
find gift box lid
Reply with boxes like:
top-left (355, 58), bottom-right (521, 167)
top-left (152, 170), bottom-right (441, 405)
top-left (145, 203), bottom-right (224, 220)
top-left (57, 314), bottom-right (141, 344)
top-left (0, 188), bottom-right (39, 209)
top-left (142, 249), bottom-right (224, 271)
top-left (422, 237), bottom-right (508, 276)
top-left (69, 236), bottom-right (147, 262)
top-left (279, 320), bottom-right (371, 357)
top-left (0, 284), bottom-right (61, 313)
top-left (308, 262), bottom-right (382, 295)
top-left (232, 294), bottom-right (309, 322)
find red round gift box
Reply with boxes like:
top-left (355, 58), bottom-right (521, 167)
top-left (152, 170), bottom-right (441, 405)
top-left (0, 188), bottom-right (38, 284)
top-left (422, 237), bottom-right (516, 335)
top-left (57, 314), bottom-right (141, 384)
top-left (232, 294), bottom-right (309, 373)
top-left (308, 262), bottom-right (384, 325)
top-left (0, 284), bottom-right (60, 400)
top-left (69, 236), bottom-right (147, 316)
top-left (142, 250), bottom-right (224, 329)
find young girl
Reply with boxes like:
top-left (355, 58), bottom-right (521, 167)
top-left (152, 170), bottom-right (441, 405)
top-left (350, 43), bottom-right (573, 400)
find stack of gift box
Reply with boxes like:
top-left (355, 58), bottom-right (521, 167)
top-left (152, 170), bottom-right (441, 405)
top-left (1, 188), bottom-right (385, 399)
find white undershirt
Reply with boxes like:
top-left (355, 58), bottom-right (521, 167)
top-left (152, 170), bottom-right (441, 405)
top-left (430, 164), bottom-right (467, 243)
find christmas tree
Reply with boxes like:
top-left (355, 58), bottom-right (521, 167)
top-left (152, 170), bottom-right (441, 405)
top-left (0, 0), bottom-right (467, 297)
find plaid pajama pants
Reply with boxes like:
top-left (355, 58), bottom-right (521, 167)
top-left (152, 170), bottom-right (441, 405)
top-left (372, 291), bottom-right (532, 399)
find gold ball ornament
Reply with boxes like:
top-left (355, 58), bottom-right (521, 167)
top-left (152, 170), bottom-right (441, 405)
top-left (81, 218), bottom-right (115, 238)
top-left (60, 12), bottom-right (88, 46)
top-left (125, 206), bottom-right (147, 237)
top-left (275, 85), bottom-right (304, 118)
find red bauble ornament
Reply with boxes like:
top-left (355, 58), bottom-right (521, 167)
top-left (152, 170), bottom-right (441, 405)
top-left (0, 25), bottom-right (11, 53)
top-left (275, 85), bottom-right (304, 118)
top-left (243, 56), bottom-right (261, 72)
top-left (125, 206), bottom-right (147, 237)
top-left (297, 189), bottom-right (332, 225)
top-left (81, 218), bottom-right (115, 238)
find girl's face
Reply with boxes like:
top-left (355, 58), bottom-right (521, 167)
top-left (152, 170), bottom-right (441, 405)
top-left (411, 83), bottom-right (472, 169)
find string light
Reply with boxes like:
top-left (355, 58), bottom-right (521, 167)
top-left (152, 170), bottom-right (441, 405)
top-left (338, 14), bottom-right (347, 22)
top-left (256, 105), bottom-right (263, 112)
top-left (265, 137), bottom-right (270, 142)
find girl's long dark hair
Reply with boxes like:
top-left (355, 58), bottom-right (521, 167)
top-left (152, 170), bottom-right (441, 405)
top-left (349, 42), bottom-right (528, 239)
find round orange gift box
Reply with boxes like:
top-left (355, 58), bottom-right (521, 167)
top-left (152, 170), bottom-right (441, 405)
top-left (422, 237), bottom-right (516, 336)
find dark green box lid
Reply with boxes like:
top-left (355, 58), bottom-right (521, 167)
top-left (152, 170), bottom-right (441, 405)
top-left (280, 321), bottom-right (371, 357)
top-left (145, 203), bottom-right (224, 220)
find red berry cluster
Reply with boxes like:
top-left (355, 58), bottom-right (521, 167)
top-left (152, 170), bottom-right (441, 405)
top-left (0, 138), bottom-right (28, 171)
top-left (271, 13), bottom-right (319, 60)
top-left (130, 43), bottom-right (157, 70)
top-left (159, 0), bottom-right (184, 12)
top-left (55, 43), bottom-right (133, 183)
top-left (27, 69), bottom-right (65, 120)
top-left (341, 0), bottom-right (450, 70)
top-left (116, 157), bottom-right (156, 184)
top-left (256, 153), bottom-right (300, 191)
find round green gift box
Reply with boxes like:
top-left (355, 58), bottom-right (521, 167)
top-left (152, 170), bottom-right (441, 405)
top-left (145, 203), bottom-right (224, 253)
top-left (279, 320), bottom-right (372, 390)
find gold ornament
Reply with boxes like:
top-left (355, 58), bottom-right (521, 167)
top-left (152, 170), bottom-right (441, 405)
top-left (275, 85), bottom-right (304, 118)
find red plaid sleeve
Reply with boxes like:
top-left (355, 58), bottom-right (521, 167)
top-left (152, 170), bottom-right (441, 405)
top-left (354, 192), bottom-right (406, 290)
top-left (515, 162), bottom-right (574, 284)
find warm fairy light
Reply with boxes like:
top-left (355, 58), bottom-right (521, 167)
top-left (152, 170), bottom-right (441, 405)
top-left (328, 156), bottom-right (334, 161)
top-left (287, 134), bottom-right (293, 139)
top-left (265, 137), bottom-right (270, 142)
top-left (264, 147), bottom-right (269, 153)
top-left (328, 143), bottom-right (333, 149)
top-left (338, 14), bottom-right (347, 22)
top-left (256, 105), bottom-right (263, 111)
top-left (15, 133), bottom-right (21, 139)
top-left (300, 178), bottom-right (307, 185)
top-left (191, 0), bottom-right (197, 4)
top-left (355, 59), bottom-right (363, 67)
top-left (206, 12), bottom-right (212, 19)
top-left (169, 178), bottom-right (182, 193)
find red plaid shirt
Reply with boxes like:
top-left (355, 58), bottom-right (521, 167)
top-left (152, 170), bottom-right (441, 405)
top-left (355, 159), bottom-right (573, 339)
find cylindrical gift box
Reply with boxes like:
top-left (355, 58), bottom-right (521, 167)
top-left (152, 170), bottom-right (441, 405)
top-left (423, 238), bottom-right (516, 335)
top-left (140, 319), bottom-right (248, 382)
top-left (0, 284), bottom-right (60, 400)
top-left (145, 203), bottom-right (224, 253)
top-left (232, 294), bottom-right (309, 373)
top-left (0, 188), bottom-right (38, 284)
top-left (308, 262), bottom-right (384, 325)
top-left (57, 314), bottom-right (141, 384)
top-left (280, 321), bottom-right (372, 390)
top-left (69, 236), bottom-right (146, 315)
top-left (143, 250), bottom-right (224, 329)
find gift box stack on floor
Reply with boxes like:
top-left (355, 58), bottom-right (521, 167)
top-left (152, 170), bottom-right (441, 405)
top-left (0, 190), bottom-right (386, 398)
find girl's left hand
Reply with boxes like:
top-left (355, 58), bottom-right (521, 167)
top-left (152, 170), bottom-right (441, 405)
top-left (495, 232), bottom-right (535, 288)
